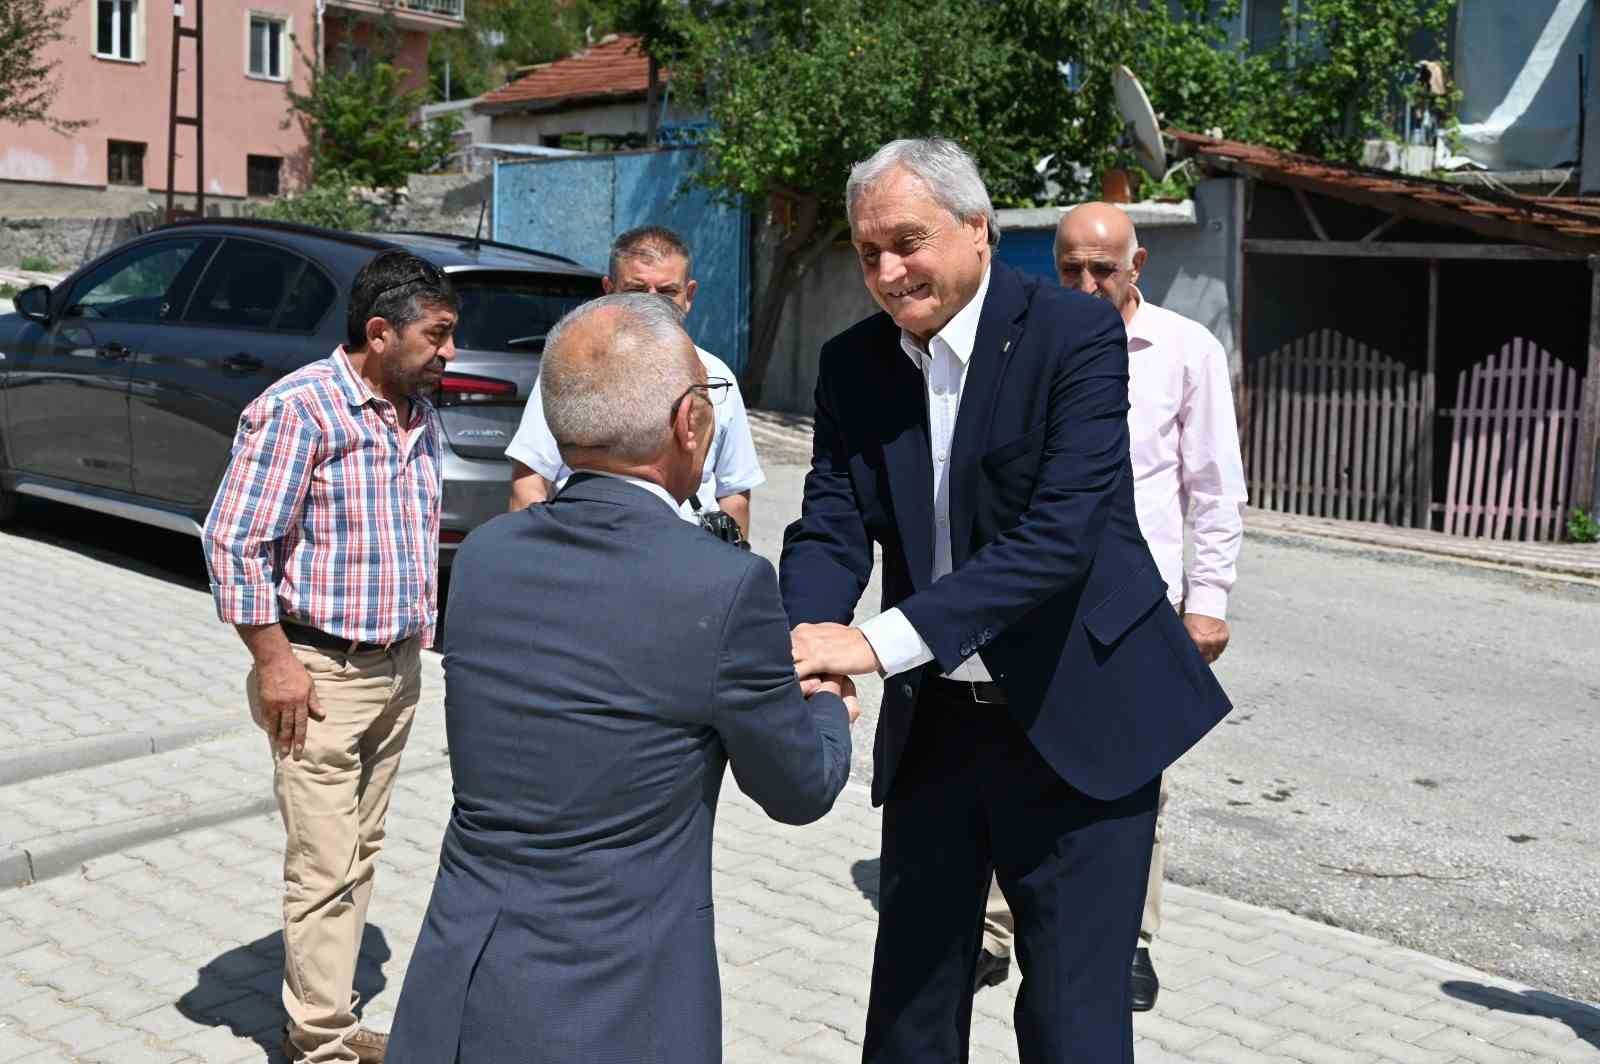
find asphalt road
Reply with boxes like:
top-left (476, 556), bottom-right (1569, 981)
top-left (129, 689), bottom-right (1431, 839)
top-left (749, 463), bottom-right (1600, 1007)
top-left (10, 459), bottom-right (1599, 1008)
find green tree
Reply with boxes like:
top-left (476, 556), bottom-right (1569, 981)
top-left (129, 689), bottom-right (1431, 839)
top-left (1277, 0), bottom-right (1455, 161)
top-left (670, 0), bottom-right (1072, 402)
top-left (290, 19), bottom-right (458, 189)
top-left (429, 0), bottom-right (613, 102)
top-left (0, 0), bottom-right (87, 133)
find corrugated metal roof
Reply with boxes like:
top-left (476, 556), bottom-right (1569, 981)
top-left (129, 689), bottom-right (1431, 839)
top-left (1172, 130), bottom-right (1600, 254)
top-left (477, 35), bottom-right (663, 113)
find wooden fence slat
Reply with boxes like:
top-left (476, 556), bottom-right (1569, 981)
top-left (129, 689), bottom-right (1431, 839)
top-left (1402, 368), bottom-right (1422, 527)
top-left (1308, 331), bottom-right (1327, 516)
top-left (1374, 346), bottom-right (1395, 524)
top-left (1492, 339), bottom-right (1525, 539)
top-left (1443, 363), bottom-right (1469, 535)
top-left (1351, 342), bottom-right (1370, 521)
top-left (1507, 343), bottom-right (1541, 541)
top-left (1248, 354), bottom-right (1266, 510)
top-left (1528, 348), bottom-right (1556, 540)
top-left (1542, 356), bottom-right (1566, 539)
top-left (1454, 359), bottom-right (1483, 535)
top-left (1555, 362), bottom-right (1578, 536)
top-left (1467, 345), bottom-right (1501, 538)
top-left (1287, 335), bottom-right (1306, 514)
top-left (1262, 350), bottom-right (1280, 513)
top-left (1336, 332), bottom-right (1354, 520)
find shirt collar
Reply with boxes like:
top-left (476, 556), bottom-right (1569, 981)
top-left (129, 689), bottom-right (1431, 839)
top-left (570, 469), bottom-right (682, 514)
top-left (1123, 286), bottom-right (1153, 347)
top-left (900, 266), bottom-right (992, 369)
top-left (331, 346), bottom-right (374, 408)
top-left (331, 345), bottom-right (434, 427)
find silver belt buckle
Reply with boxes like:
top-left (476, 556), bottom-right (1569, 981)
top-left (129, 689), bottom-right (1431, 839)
top-left (968, 680), bottom-right (999, 705)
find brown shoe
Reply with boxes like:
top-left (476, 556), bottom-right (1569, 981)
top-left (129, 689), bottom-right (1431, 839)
top-left (350, 1026), bottom-right (389, 1063)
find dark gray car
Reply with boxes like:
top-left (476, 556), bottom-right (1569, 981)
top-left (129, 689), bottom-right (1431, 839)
top-left (0, 219), bottom-right (602, 561)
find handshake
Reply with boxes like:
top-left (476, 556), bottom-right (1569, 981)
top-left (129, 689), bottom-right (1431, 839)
top-left (789, 622), bottom-right (883, 726)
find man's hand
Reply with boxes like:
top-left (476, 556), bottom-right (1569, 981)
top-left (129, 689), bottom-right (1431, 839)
top-left (1183, 613), bottom-right (1230, 664)
top-left (791, 623), bottom-right (881, 679)
top-left (804, 673), bottom-right (862, 723)
top-left (256, 654), bottom-right (325, 758)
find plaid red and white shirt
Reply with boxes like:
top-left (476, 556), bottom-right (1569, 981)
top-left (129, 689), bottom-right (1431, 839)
top-left (202, 346), bottom-right (442, 647)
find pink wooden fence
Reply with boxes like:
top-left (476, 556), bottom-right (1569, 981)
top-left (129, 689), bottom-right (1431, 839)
top-left (1442, 339), bottom-right (1583, 541)
top-left (1246, 329), bottom-right (1428, 526)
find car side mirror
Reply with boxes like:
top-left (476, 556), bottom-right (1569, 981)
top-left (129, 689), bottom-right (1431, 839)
top-left (14, 285), bottom-right (51, 324)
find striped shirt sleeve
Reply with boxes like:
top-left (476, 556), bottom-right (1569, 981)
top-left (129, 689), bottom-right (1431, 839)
top-left (201, 396), bottom-right (320, 626)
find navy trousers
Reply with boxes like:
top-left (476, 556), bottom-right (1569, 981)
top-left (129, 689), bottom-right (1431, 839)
top-left (862, 681), bottom-right (1160, 1064)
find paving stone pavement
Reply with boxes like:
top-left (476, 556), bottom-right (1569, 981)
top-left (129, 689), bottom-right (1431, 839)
top-left (1, 752), bottom-right (1597, 1063)
top-left (0, 530), bottom-right (246, 775)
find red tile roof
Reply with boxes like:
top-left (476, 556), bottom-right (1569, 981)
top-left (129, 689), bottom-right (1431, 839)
top-left (1171, 130), bottom-right (1600, 254)
top-left (477, 34), bottom-right (666, 112)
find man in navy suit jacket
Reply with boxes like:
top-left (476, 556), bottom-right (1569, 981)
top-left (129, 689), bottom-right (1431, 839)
top-left (781, 139), bottom-right (1232, 1063)
top-left (388, 293), bottom-right (853, 1064)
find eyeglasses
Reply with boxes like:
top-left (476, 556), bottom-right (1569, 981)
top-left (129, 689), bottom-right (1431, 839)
top-left (669, 376), bottom-right (733, 421)
top-left (371, 260), bottom-right (446, 302)
top-left (1057, 260), bottom-right (1125, 281)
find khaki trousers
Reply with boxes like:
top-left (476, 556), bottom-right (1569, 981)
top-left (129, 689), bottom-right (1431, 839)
top-left (247, 638), bottom-right (421, 1063)
top-left (982, 777), bottom-right (1166, 957)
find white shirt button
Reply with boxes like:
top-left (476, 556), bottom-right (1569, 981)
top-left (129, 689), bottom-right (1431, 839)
top-left (937, 453), bottom-right (946, 463)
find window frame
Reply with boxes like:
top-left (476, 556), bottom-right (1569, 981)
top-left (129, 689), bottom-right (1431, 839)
top-left (107, 140), bottom-right (147, 188)
top-left (63, 237), bottom-right (215, 325)
top-left (246, 154), bottom-right (283, 198)
top-left (93, 0), bottom-right (143, 63)
top-left (176, 236), bottom-right (337, 336)
top-left (246, 11), bottom-right (292, 82)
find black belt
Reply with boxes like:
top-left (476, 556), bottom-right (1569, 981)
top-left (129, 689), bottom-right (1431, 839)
top-left (925, 674), bottom-right (1009, 705)
top-left (281, 620), bottom-right (401, 655)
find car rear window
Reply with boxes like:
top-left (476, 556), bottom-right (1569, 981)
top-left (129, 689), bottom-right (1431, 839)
top-left (451, 274), bottom-right (600, 354)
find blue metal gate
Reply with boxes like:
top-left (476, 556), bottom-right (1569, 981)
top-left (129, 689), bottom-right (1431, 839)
top-left (493, 148), bottom-right (750, 373)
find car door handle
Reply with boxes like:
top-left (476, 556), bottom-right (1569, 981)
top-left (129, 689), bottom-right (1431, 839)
top-left (222, 352), bottom-right (263, 373)
top-left (96, 342), bottom-right (131, 360)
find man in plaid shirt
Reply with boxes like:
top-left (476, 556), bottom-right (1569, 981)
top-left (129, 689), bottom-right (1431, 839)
top-left (202, 250), bottom-right (459, 1064)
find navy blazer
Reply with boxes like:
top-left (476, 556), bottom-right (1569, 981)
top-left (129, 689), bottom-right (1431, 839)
top-left (389, 475), bottom-right (852, 1064)
top-left (781, 262), bottom-right (1231, 805)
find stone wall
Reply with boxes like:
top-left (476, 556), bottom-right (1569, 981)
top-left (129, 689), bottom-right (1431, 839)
top-left (0, 172), bottom-right (492, 273)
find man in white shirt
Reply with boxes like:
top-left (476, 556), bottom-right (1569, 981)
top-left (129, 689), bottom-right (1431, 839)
top-left (506, 225), bottom-right (765, 534)
top-left (976, 202), bottom-right (1248, 1010)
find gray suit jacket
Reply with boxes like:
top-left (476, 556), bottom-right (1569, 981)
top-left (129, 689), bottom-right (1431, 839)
top-left (388, 473), bottom-right (852, 1064)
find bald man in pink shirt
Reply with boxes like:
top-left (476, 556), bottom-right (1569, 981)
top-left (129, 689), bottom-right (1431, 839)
top-left (975, 203), bottom-right (1247, 1010)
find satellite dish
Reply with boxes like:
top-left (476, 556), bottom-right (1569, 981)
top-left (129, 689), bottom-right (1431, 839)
top-left (1113, 65), bottom-right (1167, 181)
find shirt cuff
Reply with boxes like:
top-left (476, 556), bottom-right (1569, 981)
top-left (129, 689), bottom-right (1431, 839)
top-left (1183, 585), bottom-right (1229, 621)
top-left (211, 583), bottom-right (282, 626)
top-left (858, 608), bottom-right (936, 678)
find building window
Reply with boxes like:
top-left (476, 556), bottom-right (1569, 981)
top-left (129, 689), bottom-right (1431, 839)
top-left (108, 141), bottom-right (146, 187)
top-left (96, 0), bottom-right (139, 61)
top-left (247, 155), bottom-right (282, 197)
top-left (248, 14), bottom-right (288, 80)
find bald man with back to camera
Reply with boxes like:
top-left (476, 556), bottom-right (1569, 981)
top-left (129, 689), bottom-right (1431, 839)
top-left (387, 293), bottom-right (854, 1064)
top-left (976, 203), bottom-right (1248, 1012)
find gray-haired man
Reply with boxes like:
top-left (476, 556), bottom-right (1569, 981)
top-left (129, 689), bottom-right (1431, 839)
top-left (388, 294), bottom-right (853, 1064)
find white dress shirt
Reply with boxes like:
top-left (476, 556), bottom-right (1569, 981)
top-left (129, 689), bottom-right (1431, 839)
top-left (1125, 288), bottom-right (1247, 619)
top-left (506, 346), bottom-right (766, 524)
top-left (858, 267), bottom-right (993, 681)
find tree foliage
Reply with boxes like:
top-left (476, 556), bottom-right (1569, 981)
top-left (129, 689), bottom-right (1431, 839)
top-left (253, 172), bottom-right (385, 232)
top-left (429, 0), bottom-right (612, 101)
top-left (289, 20), bottom-right (458, 189)
top-left (0, 0), bottom-right (86, 133)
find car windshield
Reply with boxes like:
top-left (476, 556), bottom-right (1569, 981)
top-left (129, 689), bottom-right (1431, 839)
top-left (451, 275), bottom-right (598, 354)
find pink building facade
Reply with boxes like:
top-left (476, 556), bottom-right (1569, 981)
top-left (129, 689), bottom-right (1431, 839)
top-left (0, 0), bottom-right (459, 207)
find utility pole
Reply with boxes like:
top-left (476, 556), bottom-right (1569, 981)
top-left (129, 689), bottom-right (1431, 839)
top-left (165, 0), bottom-right (206, 222)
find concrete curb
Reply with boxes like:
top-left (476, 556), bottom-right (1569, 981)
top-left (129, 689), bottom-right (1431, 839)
top-left (2, 752), bottom-right (453, 891)
top-left (0, 720), bottom-right (247, 788)
top-left (1244, 526), bottom-right (1600, 587)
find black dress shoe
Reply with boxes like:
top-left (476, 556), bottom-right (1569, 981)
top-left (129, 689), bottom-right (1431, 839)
top-left (1130, 946), bottom-right (1159, 1011)
top-left (974, 948), bottom-right (1011, 992)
